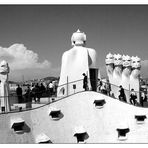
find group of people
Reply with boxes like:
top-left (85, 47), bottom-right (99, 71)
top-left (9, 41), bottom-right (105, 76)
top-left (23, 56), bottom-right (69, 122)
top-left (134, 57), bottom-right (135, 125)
top-left (115, 85), bottom-right (139, 106)
top-left (96, 78), bottom-right (140, 106)
top-left (16, 73), bottom-right (147, 108)
top-left (118, 85), bottom-right (147, 107)
top-left (82, 72), bottom-right (148, 107)
top-left (16, 83), bottom-right (45, 103)
top-left (16, 81), bottom-right (57, 104)
top-left (82, 73), bottom-right (111, 94)
top-left (97, 79), bottom-right (111, 96)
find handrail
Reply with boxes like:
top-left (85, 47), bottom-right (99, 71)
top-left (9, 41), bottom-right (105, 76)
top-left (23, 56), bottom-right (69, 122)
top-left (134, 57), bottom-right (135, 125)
top-left (57, 79), bottom-right (83, 87)
top-left (0, 77), bottom-right (147, 115)
top-left (0, 78), bottom-right (85, 114)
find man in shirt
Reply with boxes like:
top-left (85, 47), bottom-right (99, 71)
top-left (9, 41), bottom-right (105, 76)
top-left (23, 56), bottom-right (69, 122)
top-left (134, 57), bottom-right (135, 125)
top-left (130, 88), bottom-right (137, 105)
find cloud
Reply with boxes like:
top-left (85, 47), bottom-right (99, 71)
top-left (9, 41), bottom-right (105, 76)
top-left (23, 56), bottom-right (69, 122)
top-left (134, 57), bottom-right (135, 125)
top-left (0, 44), bottom-right (51, 70)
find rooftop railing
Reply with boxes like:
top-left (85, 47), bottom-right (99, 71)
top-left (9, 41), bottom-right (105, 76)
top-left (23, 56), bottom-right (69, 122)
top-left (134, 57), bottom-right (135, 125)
top-left (0, 78), bottom-right (147, 114)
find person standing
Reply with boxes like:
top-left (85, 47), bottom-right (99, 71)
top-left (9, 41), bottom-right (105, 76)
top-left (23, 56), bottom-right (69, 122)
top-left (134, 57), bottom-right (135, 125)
top-left (130, 89), bottom-right (137, 105)
top-left (25, 85), bottom-right (32, 108)
top-left (49, 81), bottom-right (54, 97)
top-left (16, 84), bottom-right (23, 103)
top-left (106, 80), bottom-right (111, 96)
top-left (141, 91), bottom-right (146, 107)
top-left (82, 73), bottom-right (88, 91)
top-left (35, 83), bottom-right (40, 102)
top-left (100, 83), bottom-right (106, 94)
top-left (97, 79), bottom-right (102, 92)
top-left (40, 83), bottom-right (46, 97)
top-left (31, 85), bottom-right (37, 102)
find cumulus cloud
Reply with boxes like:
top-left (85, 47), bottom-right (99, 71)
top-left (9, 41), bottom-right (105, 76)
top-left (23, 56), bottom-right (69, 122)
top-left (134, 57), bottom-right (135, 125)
top-left (0, 44), bottom-right (51, 70)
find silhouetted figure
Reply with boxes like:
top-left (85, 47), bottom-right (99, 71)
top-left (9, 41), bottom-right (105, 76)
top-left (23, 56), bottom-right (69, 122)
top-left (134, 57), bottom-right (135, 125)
top-left (25, 85), bottom-right (32, 108)
top-left (25, 86), bottom-right (31, 101)
top-left (35, 83), bottom-right (41, 102)
top-left (82, 73), bottom-right (88, 91)
top-left (46, 84), bottom-right (50, 96)
top-left (119, 85), bottom-right (126, 102)
top-left (54, 82), bottom-right (58, 97)
top-left (106, 80), bottom-right (111, 96)
top-left (31, 83), bottom-right (40, 103)
top-left (16, 85), bottom-right (23, 103)
top-left (40, 83), bottom-right (46, 97)
top-left (130, 89), bottom-right (137, 105)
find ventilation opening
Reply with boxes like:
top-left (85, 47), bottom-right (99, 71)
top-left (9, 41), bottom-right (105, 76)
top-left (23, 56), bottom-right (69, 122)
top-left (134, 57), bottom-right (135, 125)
top-left (74, 133), bottom-right (87, 143)
top-left (11, 118), bottom-right (25, 133)
top-left (116, 128), bottom-right (130, 141)
top-left (39, 141), bottom-right (52, 144)
top-left (49, 107), bottom-right (62, 120)
top-left (13, 123), bottom-right (24, 131)
top-left (135, 115), bottom-right (147, 124)
top-left (94, 99), bottom-right (106, 108)
top-left (36, 133), bottom-right (52, 144)
top-left (73, 126), bottom-right (89, 143)
top-left (50, 111), bottom-right (61, 119)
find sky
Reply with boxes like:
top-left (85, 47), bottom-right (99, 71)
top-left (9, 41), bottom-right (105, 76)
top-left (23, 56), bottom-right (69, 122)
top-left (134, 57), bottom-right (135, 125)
top-left (0, 5), bottom-right (148, 81)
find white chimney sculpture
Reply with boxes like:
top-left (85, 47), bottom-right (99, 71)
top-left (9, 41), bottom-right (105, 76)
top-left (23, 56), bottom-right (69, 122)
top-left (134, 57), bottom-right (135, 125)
top-left (106, 53), bottom-right (141, 103)
top-left (0, 60), bottom-right (10, 112)
top-left (57, 29), bottom-right (97, 96)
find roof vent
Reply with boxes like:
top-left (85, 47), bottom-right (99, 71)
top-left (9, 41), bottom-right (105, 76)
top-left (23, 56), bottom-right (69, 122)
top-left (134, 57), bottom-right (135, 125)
top-left (10, 117), bottom-right (25, 133)
top-left (49, 107), bottom-right (63, 120)
top-left (93, 99), bottom-right (106, 109)
top-left (73, 126), bottom-right (89, 143)
top-left (135, 115), bottom-right (147, 124)
top-left (116, 124), bottom-right (130, 141)
top-left (35, 133), bottom-right (52, 144)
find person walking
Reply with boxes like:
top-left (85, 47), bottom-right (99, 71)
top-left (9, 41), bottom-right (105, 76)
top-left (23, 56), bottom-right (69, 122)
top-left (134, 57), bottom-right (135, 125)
top-left (82, 73), bottom-right (88, 91)
top-left (119, 85), bottom-right (127, 102)
top-left (130, 89), bottom-right (137, 105)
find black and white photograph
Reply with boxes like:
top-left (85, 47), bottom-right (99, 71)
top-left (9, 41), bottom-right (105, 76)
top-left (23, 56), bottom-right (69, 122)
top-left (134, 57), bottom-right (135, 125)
top-left (0, 2), bottom-right (148, 144)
